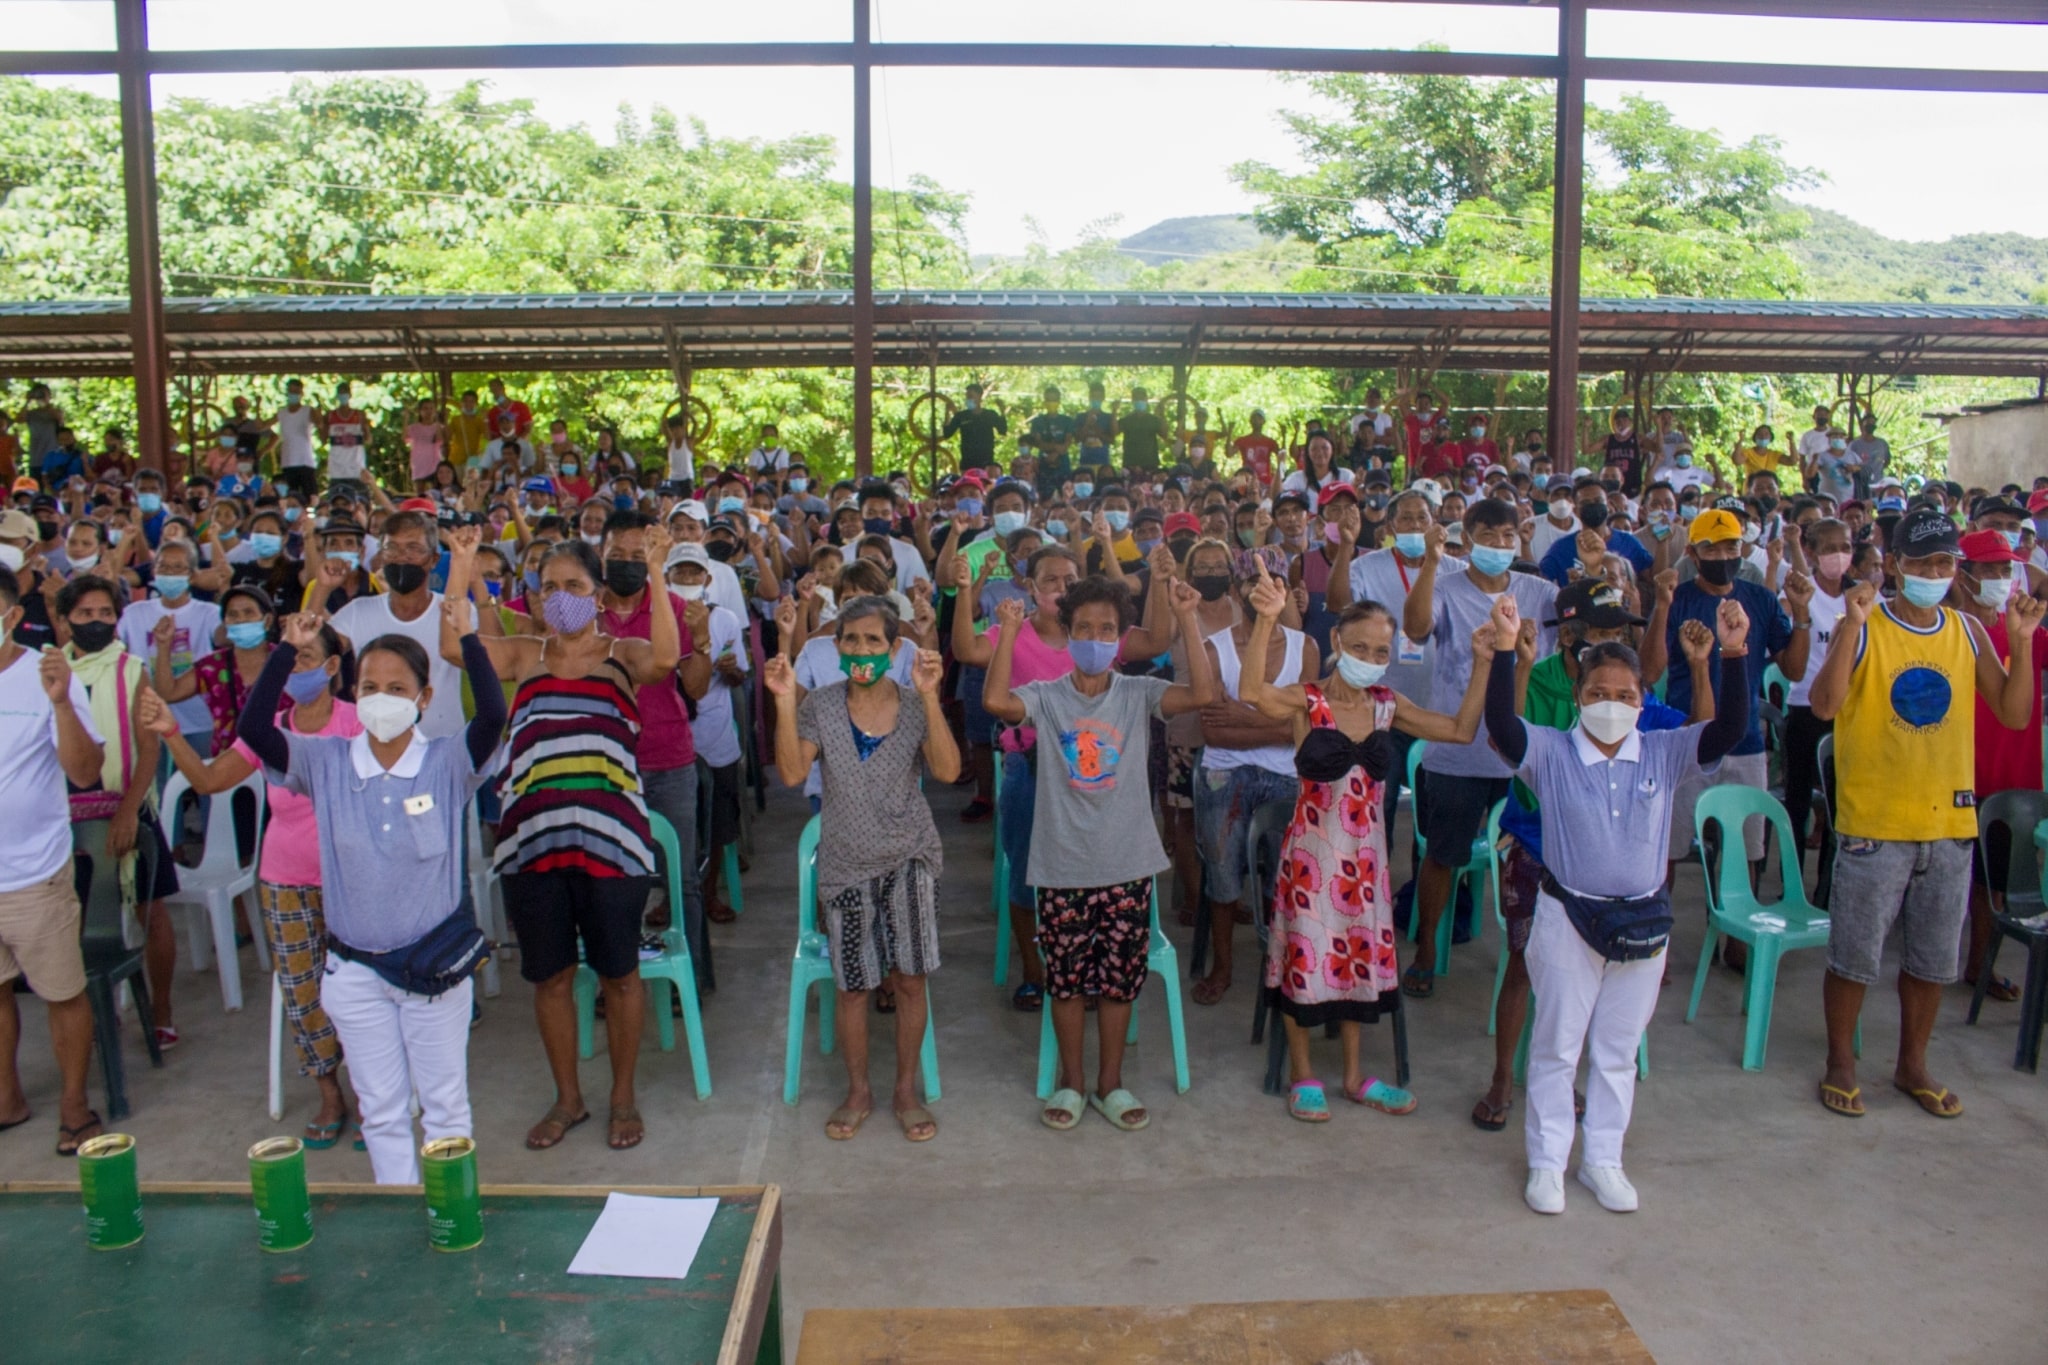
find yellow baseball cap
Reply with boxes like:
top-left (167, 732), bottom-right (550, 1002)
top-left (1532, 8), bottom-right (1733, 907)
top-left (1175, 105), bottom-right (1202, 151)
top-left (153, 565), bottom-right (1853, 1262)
top-left (1688, 508), bottom-right (1744, 545)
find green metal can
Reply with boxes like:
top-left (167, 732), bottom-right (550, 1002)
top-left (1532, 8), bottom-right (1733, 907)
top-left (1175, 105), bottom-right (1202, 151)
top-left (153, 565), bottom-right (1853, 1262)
top-left (78, 1132), bottom-right (144, 1250)
top-left (248, 1136), bottom-right (314, 1253)
top-left (420, 1136), bottom-right (482, 1252)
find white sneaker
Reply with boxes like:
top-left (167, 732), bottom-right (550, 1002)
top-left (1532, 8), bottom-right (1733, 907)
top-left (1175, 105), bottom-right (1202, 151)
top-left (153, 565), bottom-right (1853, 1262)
top-left (1576, 1164), bottom-right (1639, 1213)
top-left (1525, 1168), bottom-right (1566, 1215)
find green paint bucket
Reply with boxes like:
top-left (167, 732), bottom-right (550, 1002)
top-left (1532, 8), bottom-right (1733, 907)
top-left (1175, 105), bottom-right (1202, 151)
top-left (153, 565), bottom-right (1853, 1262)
top-left (78, 1133), bottom-right (144, 1250)
top-left (421, 1136), bottom-right (482, 1252)
top-left (249, 1136), bottom-right (314, 1253)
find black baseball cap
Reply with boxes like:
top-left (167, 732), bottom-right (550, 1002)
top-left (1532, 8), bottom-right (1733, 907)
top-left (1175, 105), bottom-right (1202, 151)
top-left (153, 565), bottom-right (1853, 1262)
top-left (1553, 579), bottom-right (1647, 630)
top-left (1894, 505), bottom-right (1960, 559)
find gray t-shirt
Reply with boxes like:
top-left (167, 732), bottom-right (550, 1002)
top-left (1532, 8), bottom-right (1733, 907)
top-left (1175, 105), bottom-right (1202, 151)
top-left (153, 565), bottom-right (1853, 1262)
top-left (1517, 722), bottom-right (1707, 899)
top-left (1423, 569), bottom-right (1558, 779)
top-left (1015, 672), bottom-right (1173, 889)
top-left (797, 680), bottom-right (944, 904)
top-left (1348, 548), bottom-right (1465, 705)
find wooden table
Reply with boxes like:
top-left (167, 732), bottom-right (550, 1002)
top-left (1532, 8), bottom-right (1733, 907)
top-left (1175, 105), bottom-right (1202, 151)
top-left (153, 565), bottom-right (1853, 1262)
top-left (797, 1290), bottom-right (1652, 1365)
top-left (1, 1180), bottom-right (783, 1365)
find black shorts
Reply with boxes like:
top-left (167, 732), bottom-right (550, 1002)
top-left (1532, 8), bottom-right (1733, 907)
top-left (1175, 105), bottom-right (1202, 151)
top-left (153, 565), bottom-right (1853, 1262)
top-left (503, 870), bottom-right (651, 982)
top-left (1417, 772), bottom-right (1508, 870)
top-left (706, 760), bottom-right (742, 851)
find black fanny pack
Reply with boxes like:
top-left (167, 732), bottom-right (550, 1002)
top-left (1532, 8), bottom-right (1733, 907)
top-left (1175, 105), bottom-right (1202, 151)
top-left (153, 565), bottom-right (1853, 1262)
top-left (1540, 871), bottom-right (1672, 963)
top-left (330, 913), bottom-right (489, 999)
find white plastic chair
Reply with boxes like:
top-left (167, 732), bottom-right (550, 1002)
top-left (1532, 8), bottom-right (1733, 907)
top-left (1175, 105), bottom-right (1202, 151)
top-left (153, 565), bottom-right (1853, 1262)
top-left (267, 975), bottom-right (286, 1120)
top-left (466, 799), bottom-right (504, 999)
top-left (161, 769), bottom-right (270, 1011)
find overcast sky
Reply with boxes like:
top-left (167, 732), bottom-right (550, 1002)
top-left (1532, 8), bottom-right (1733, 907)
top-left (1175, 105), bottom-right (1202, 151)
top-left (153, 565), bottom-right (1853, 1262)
top-left (16, 1), bottom-right (2048, 259)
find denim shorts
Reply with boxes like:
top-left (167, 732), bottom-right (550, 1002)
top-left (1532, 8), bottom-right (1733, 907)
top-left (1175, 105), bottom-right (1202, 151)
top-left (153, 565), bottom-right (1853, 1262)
top-left (1826, 835), bottom-right (1972, 986)
top-left (1193, 764), bottom-right (1301, 904)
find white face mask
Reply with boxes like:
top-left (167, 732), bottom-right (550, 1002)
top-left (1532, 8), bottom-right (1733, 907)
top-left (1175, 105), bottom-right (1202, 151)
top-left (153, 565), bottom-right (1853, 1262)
top-left (1579, 700), bottom-right (1640, 746)
top-left (355, 692), bottom-right (419, 743)
top-left (673, 582), bottom-right (709, 602)
top-left (69, 553), bottom-right (99, 575)
top-left (0, 544), bottom-right (24, 573)
top-left (1971, 573), bottom-right (2015, 611)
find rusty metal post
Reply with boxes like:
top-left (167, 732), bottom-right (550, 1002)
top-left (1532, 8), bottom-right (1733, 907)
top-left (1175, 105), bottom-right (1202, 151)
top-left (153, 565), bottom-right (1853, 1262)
top-left (851, 0), bottom-right (874, 478)
top-left (1546, 0), bottom-right (1587, 467)
top-left (115, 0), bottom-right (171, 476)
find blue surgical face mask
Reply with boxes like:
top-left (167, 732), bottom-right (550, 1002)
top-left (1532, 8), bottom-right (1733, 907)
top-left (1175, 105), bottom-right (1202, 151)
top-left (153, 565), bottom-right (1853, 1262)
top-left (956, 497), bottom-right (984, 518)
top-left (333, 550), bottom-right (361, 572)
top-left (2001, 529), bottom-right (2022, 551)
top-left (250, 532), bottom-right (283, 558)
top-left (1068, 636), bottom-right (1119, 675)
top-left (155, 573), bottom-right (190, 600)
top-left (1044, 518), bottom-right (1068, 539)
top-left (993, 510), bottom-right (1028, 536)
top-left (225, 621), bottom-right (269, 650)
top-left (523, 568), bottom-right (542, 594)
top-left (1105, 509), bottom-right (1130, 533)
top-left (1468, 544), bottom-right (1516, 577)
top-left (789, 477), bottom-right (808, 493)
top-left (1136, 536), bottom-right (1160, 556)
top-left (1336, 654), bottom-right (1388, 689)
top-left (1676, 454), bottom-right (1693, 469)
top-left (138, 493), bottom-right (162, 514)
top-left (1072, 482), bottom-right (1094, 500)
top-left (282, 663), bottom-right (332, 705)
top-left (1132, 400), bottom-right (1148, 413)
top-left (718, 496), bottom-right (745, 515)
top-left (283, 506), bottom-right (302, 523)
top-left (1394, 532), bottom-right (1426, 559)
top-left (1899, 573), bottom-right (1952, 608)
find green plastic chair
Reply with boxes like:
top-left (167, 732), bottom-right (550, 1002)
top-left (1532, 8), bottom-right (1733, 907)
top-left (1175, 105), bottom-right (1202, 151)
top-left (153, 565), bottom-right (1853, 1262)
top-left (1402, 740), bottom-right (1497, 978)
top-left (1034, 877), bottom-right (1191, 1099)
top-left (992, 748), bottom-right (1016, 981)
top-left (782, 815), bottom-right (940, 1106)
top-left (1687, 784), bottom-right (1850, 1072)
top-left (1486, 799), bottom-right (1511, 1035)
top-left (572, 813), bottom-right (711, 1100)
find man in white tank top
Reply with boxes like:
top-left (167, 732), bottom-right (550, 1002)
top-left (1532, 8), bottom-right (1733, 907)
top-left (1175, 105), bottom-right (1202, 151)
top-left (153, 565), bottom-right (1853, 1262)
top-left (1191, 562), bottom-right (1320, 1005)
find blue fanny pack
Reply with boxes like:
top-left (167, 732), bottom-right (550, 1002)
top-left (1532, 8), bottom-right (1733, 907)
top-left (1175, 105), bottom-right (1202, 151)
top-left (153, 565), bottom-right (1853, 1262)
top-left (330, 913), bottom-right (489, 999)
top-left (1541, 871), bottom-right (1672, 963)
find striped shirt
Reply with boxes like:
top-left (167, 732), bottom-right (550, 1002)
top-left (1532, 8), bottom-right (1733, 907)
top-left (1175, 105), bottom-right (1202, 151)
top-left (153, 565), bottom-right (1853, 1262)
top-left (492, 657), bottom-right (655, 879)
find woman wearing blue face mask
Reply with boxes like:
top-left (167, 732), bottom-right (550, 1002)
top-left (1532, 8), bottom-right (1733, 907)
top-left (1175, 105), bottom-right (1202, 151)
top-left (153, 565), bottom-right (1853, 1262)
top-left (154, 584), bottom-right (277, 756)
top-left (1237, 564), bottom-right (1499, 1124)
top-left (231, 510), bottom-right (304, 610)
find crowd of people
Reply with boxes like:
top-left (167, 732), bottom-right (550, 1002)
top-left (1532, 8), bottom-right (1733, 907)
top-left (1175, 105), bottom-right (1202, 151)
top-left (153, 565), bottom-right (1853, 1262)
top-left (2, 374), bottom-right (2043, 1216)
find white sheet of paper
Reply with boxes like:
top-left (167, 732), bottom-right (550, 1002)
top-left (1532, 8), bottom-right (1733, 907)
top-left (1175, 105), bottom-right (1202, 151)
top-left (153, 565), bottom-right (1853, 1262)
top-left (565, 1192), bottom-right (719, 1281)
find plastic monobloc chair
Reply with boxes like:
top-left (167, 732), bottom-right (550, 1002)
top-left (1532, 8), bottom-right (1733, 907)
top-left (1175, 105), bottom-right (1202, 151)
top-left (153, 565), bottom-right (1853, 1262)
top-left (1035, 877), bottom-right (1191, 1099)
top-left (1401, 741), bottom-right (1496, 977)
top-left (1687, 784), bottom-right (1844, 1071)
top-left (73, 819), bottom-right (165, 1121)
top-left (782, 815), bottom-right (939, 1106)
top-left (160, 770), bottom-right (269, 1011)
top-left (1967, 789), bottom-right (2048, 1071)
top-left (571, 813), bottom-right (712, 1099)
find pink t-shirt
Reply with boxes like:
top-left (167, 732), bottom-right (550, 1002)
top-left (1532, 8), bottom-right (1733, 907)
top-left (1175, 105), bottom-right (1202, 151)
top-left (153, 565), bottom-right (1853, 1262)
top-left (405, 423), bottom-right (443, 480)
top-left (986, 623), bottom-right (1134, 753)
top-left (234, 698), bottom-right (361, 886)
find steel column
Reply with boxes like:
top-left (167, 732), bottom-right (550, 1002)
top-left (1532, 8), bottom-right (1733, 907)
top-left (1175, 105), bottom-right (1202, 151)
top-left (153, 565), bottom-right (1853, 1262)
top-left (114, 0), bottom-right (171, 476)
top-left (1546, 0), bottom-right (1588, 469)
top-left (851, 1), bottom-right (874, 478)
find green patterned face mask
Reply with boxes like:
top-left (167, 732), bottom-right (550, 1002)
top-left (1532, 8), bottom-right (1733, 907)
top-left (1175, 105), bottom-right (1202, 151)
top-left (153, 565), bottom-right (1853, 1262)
top-left (839, 651), bottom-right (890, 686)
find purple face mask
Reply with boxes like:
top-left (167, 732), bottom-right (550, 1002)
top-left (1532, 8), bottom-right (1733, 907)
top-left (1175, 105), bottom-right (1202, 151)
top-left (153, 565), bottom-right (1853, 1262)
top-left (541, 589), bottom-right (599, 635)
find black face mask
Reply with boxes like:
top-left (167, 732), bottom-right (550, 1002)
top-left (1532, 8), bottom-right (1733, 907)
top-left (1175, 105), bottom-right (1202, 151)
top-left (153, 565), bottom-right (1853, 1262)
top-left (69, 619), bottom-right (117, 653)
top-left (1754, 494), bottom-right (1780, 514)
top-left (1601, 480), bottom-right (1621, 495)
top-left (1189, 573), bottom-right (1232, 602)
top-left (603, 560), bottom-right (649, 597)
top-left (35, 520), bottom-right (59, 541)
top-left (383, 562), bottom-right (429, 596)
top-left (705, 540), bottom-right (738, 563)
top-left (862, 516), bottom-right (893, 538)
top-left (1696, 557), bottom-right (1737, 587)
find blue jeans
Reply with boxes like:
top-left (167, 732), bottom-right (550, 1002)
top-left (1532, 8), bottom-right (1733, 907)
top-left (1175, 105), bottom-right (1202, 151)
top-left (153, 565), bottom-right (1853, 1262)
top-left (1193, 763), bottom-right (1301, 904)
top-left (639, 763), bottom-right (702, 961)
top-left (1000, 749), bottom-right (1036, 909)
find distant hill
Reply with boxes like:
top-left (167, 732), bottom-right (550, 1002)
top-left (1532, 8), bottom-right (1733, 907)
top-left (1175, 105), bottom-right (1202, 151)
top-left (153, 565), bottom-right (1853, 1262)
top-left (1117, 214), bottom-right (1271, 266)
top-left (1786, 206), bottom-right (2048, 305)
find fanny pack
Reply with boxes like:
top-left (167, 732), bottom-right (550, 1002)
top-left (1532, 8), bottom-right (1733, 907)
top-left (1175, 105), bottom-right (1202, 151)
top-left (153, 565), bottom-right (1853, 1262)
top-left (330, 913), bottom-right (489, 999)
top-left (1540, 870), bottom-right (1672, 963)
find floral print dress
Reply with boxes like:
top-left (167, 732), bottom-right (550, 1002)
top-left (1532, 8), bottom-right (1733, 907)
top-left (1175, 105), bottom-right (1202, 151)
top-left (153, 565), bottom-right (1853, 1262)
top-left (1263, 683), bottom-right (1400, 1025)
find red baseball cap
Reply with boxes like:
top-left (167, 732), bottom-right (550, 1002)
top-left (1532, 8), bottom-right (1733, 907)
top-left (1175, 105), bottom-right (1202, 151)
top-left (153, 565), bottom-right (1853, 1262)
top-left (1163, 512), bottom-right (1201, 538)
top-left (2027, 489), bottom-right (2048, 515)
top-left (397, 497), bottom-right (439, 513)
top-left (1959, 528), bottom-right (2023, 564)
top-left (1317, 482), bottom-right (1360, 508)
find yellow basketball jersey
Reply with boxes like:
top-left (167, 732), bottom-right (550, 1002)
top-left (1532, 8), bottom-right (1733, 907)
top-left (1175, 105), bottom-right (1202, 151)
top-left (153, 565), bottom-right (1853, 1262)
top-left (1834, 603), bottom-right (1980, 842)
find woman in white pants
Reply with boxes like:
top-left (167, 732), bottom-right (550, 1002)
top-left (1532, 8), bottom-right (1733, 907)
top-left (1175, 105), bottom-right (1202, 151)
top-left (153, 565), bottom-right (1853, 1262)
top-left (236, 606), bottom-right (506, 1184)
top-left (1480, 597), bottom-right (1751, 1215)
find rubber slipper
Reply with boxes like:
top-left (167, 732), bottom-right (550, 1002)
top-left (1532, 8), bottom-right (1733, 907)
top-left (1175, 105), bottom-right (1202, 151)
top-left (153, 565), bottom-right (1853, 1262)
top-left (525, 1104), bottom-right (591, 1149)
top-left (1089, 1088), bottom-right (1150, 1131)
top-left (1011, 982), bottom-right (1044, 1013)
top-left (1893, 1081), bottom-right (1962, 1118)
top-left (1288, 1079), bottom-right (1331, 1123)
top-left (1401, 965), bottom-right (1434, 999)
top-left (608, 1105), bottom-right (646, 1150)
top-left (1345, 1077), bottom-right (1418, 1116)
top-left (1818, 1082), bottom-right (1865, 1117)
top-left (1972, 975), bottom-right (2021, 1003)
top-left (1471, 1096), bottom-right (1511, 1132)
top-left (894, 1105), bottom-right (938, 1142)
top-left (1191, 977), bottom-right (1230, 1007)
top-left (301, 1114), bottom-right (349, 1150)
top-left (874, 989), bottom-right (897, 1015)
top-left (0, 1109), bottom-right (32, 1134)
top-left (56, 1110), bottom-right (103, 1157)
top-left (1041, 1087), bottom-right (1084, 1131)
top-left (824, 1105), bottom-right (872, 1140)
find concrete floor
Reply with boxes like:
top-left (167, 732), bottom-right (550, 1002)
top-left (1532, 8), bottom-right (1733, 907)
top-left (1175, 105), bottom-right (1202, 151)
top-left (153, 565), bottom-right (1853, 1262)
top-left (5, 777), bottom-right (2044, 1364)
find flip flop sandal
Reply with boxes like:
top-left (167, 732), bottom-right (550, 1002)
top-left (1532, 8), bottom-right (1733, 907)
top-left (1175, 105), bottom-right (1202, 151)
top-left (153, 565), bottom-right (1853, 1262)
top-left (1040, 1088), bottom-right (1085, 1131)
top-left (525, 1105), bottom-right (591, 1149)
top-left (608, 1106), bottom-right (646, 1150)
top-left (875, 989), bottom-right (897, 1015)
top-left (1401, 966), bottom-right (1435, 999)
top-left (1893, 1082), bottom-right (1963, 1118)
top-left (1976, 976), bottom-right (2022, 1003)
top-left (1818, 1082), bottom-right (1865, 1117)
top-left (1011, 982), bottom-right (1044, 1013)
top-left (1345, 1078), bottom-right (1418, 1116)
top-left (894, 1105), bottom-right (938, 1142)
top-left (56, 1110), bottom-right (103, 1157)
top-left (825, 1106), bottom-right (872, 1140)
top-left (1089, 1088), bottom-right (1151, 1131)
top-left (1471, 1096), bottom-right (1511, 1132)
top-left (1288, 1079), bottom-right (1332, 1123)
top-left (302, 1114), bottom-right (349, 1150)
top-left (0, 1109), bottom-right (32, 1135)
